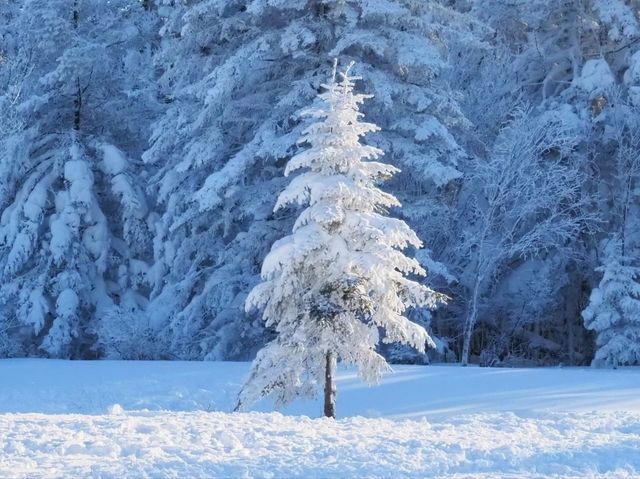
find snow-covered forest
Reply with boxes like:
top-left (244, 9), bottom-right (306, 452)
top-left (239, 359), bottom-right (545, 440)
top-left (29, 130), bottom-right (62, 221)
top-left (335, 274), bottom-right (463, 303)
top-left (2, 0), bottom-right (640, 369)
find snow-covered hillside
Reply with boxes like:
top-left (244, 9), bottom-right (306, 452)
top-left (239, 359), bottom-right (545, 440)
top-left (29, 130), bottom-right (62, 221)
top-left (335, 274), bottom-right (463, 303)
top-left (1, 360), bottom-right (639, 478)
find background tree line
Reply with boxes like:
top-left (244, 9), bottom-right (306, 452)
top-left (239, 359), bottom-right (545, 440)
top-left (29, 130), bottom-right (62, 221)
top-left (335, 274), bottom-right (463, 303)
top-left (0, 0), bottom-right (638, 366)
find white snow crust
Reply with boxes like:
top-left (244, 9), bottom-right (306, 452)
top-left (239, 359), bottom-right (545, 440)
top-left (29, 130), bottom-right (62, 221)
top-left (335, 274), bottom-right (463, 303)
top-left (0, 360), bottom-right (639, 478)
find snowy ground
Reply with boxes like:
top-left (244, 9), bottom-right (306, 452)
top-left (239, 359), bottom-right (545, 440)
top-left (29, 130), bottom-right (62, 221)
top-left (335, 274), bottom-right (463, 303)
top-left (1, 360), bottom-right (640, 478)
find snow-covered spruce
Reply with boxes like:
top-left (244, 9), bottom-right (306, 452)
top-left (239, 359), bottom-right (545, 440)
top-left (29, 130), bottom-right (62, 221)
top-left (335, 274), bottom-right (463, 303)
top-left (237, 63), bottom-right (446, 417)
top-left (582, 107), bottom-right (640, 368)
top-left (583, 237), bottom-right (640, 367)
top-left (0, 0), bottom-right (158, 357)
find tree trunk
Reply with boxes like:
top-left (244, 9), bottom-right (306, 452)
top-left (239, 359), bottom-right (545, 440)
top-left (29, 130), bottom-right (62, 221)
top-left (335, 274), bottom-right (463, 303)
top-left (72, 0), bottom-right (81, 131)
top-left (72, 0), bottom-right (79, 27)
top-left (324, 351), bottom-right (336, 419)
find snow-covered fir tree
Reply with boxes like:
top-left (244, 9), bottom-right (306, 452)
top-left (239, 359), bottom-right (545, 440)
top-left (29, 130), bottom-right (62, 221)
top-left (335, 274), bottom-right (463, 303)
top-left (0, 0), bottom-right (159, 357)
top-left (578, 86), bottom-right (640, 369)
top-left (582, 237), bottom-right (640, 367)
top-left (236, 63), bottom-right (445, 417)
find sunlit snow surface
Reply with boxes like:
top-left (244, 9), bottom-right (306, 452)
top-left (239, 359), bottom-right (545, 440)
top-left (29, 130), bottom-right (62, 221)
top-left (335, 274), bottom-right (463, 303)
top-left (1, 360), bottom-right (639, 478)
